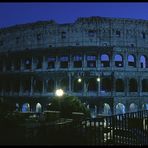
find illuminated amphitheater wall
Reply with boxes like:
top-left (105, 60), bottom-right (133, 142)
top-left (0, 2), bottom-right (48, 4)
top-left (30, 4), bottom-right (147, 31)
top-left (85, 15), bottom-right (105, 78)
top-left (0, 16), bottom-right (148, 116)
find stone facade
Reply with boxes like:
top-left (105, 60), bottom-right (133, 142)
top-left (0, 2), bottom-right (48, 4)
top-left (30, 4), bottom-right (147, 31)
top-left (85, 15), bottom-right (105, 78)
top-left (0, 16), bottom-right (148, 116)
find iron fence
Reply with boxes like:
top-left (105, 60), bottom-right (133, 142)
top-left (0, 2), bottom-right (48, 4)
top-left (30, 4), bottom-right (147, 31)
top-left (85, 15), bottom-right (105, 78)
top-left (0, 110), bottom-right (148, 145)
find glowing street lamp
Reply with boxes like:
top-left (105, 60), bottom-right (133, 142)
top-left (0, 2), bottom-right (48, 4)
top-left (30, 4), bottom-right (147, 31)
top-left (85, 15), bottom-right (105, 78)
top-left (97, 77), bottom-right (100, 82)
top-left (78, 78), bottom-right (82, 83)
top-left (55, 89), bottom-right (64, 97)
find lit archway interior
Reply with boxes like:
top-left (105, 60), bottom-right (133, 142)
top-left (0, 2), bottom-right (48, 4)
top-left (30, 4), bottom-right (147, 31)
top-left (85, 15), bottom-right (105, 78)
top-left (116, 103), bottom-right (125, 114)
top-left (129, 103), bottom-right (138, 112)
top-left (103, 103), bottom-right (111, 115)
top-left (36, 103), bottom-right (42, 113)
top-left (142, 103), bottom-right (148, 110)
top-left (22, 103), bottom-right (30, 112)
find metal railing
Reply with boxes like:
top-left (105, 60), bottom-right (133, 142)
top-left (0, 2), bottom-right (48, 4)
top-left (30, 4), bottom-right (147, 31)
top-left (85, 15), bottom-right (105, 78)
top-left (0, 110), bottom-right (148, 145)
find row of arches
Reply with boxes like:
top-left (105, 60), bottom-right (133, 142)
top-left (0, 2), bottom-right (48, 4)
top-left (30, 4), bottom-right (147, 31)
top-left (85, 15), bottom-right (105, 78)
top-left (16, 102), bottom-right (148, 116)
top-left (17, 103), bottom-right (42, 113)
top-left (88, 102), bottom-right (148, 117)
top-left (101, 54), bottom-right (148, 68)
top-left (73, 78), bottom-right (148, 92)
top-left (1, 54), bottom-right (148, 72)
top-left (115, 103), bottom-right (148, 114)
top-left (1, 77), bottom-right (148, 93)
top-left (34, 53), bottom-right (147, 69)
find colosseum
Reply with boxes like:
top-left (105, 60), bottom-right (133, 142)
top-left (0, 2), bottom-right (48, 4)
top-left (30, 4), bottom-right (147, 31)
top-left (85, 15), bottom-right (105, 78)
top-left (0, 16), bottom-right (148, 117)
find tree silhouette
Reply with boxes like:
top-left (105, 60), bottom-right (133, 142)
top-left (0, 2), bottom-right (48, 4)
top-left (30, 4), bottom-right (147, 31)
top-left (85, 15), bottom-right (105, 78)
top-left (49, 95), bottom-right (90, 118)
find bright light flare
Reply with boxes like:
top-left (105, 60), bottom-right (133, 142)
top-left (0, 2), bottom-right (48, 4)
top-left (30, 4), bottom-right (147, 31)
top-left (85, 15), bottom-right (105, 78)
top-left (78, 78), bottom-right (82, 83)
top-left (97, 77), bottom-right (100, 82)
top-left (55, 89), bottom-right (64, 97)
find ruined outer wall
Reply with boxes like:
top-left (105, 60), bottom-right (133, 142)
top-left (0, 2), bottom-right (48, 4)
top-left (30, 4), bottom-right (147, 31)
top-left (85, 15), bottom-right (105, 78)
top-left (0, 16), bottom-right (148, 52)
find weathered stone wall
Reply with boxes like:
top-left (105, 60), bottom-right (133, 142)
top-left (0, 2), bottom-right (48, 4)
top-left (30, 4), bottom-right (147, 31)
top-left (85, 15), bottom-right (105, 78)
top-left (0, 16), bottom-right (148, 52)
top-left (0, 16), bottom-right (148, 114)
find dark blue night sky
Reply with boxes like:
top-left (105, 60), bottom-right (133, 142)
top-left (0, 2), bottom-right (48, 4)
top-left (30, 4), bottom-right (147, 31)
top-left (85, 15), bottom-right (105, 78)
top-left (0, 2), bottom-right (148, 28)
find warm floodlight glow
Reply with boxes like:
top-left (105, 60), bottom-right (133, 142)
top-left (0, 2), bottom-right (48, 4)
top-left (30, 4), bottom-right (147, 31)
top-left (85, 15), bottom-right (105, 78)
top-left (55, 89), bottom-right (64, 97)
top-left (78, 78), bottom-right (82, 83)
top-left (97, 77), bottom-right (100, 82)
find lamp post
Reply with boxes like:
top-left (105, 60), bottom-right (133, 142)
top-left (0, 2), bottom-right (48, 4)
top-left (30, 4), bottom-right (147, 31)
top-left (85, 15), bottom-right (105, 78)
top-left (97, 77), bottom-right (100, 96)
top-left (55, 89), bottom-right (64, 113)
